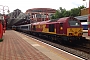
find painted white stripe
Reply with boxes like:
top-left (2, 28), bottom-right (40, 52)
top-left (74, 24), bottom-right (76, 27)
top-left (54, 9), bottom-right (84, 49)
top-left (32, 38), bottom-right (85, 60)
top-left (25, 35), bottom-right (85, 60)
top-left (31, 44), bottom-right (40, 46)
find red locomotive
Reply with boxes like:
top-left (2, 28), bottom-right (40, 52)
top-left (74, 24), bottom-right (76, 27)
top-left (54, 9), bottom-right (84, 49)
top-left (15, 17), bottom-right (86, 43)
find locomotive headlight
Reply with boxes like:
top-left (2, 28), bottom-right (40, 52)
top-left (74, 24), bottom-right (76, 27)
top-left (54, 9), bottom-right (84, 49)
top-left (69, 33), bottom-right (74, 36)
top-left (78, 33), bottom-right (83, 36)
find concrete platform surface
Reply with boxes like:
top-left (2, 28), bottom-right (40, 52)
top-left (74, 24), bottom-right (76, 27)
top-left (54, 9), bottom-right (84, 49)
top-left (1, 30), bottom-right (50, 60)
top-left (83, 32), bottom-right (90, 40)
top-left (0, 30), bottom-right (84, 60)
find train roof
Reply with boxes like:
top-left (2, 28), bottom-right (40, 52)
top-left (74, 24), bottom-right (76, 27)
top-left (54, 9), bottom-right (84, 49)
top-left (57, 17), bottom-right (80, 22)
top-left (19, 24), bottom-right (31, 26)
top-left (32, 17), bottom-right (79, 25)
top-left (39, 20), bottom-right (50, 24)
top-left (49, 18), bottom-right (59, 22)
top-left (32, 20), bottom-right (50, 25)
top-left (57, 17), bottom-right (69, 22)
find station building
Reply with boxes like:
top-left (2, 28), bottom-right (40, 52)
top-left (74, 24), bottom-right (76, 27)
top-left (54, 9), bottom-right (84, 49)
top-left (25, 8), bottom-right (56, 22)
top-left (75, 8), bottom-right (88, 22)
top-left (75, 8), bottom-right (89, 30)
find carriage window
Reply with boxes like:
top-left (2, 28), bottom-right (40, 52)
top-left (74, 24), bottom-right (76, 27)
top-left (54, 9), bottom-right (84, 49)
top-left (49, 24), bottom-right (54, 32)
top-left (21, 26), bottom-right (28, 29)
top-left (69, 20), bottom-right (80, 26)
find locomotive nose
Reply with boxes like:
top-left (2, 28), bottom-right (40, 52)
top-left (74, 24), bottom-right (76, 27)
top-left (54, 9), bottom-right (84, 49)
top-left (75, 32), bottom-right (77, 34)
top-left (73, 29), bottom-right (82, 36)
top-left (67, 28), bottom-right (83, 36)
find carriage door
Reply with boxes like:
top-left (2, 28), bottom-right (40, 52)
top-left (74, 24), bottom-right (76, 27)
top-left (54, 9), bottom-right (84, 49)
top-left (56, 23), bottom-right (63, 34)
top-left (56, 23), bottom-right (60, 34)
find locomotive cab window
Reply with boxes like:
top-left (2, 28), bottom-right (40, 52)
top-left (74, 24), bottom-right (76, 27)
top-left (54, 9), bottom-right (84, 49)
top-left (69, 20), bottom-right (80, 26)
top-left (49, 24), bottom-right (54, 32)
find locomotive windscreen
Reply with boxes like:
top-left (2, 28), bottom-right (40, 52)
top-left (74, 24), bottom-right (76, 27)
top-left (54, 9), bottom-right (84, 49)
top-left (68, 20), bottom-right (80, 26)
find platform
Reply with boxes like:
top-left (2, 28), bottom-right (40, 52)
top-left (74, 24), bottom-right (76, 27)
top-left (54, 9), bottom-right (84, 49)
top-left (0, 30), bottom-right (84, 60)
top-left (83, 32), bottom-right (90, 40)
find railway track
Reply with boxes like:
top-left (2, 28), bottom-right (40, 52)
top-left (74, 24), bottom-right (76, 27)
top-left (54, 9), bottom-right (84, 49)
top-left (20, 32), bottom-right (90, 60)
top-left (75, 41), bottom-right (90, 54)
